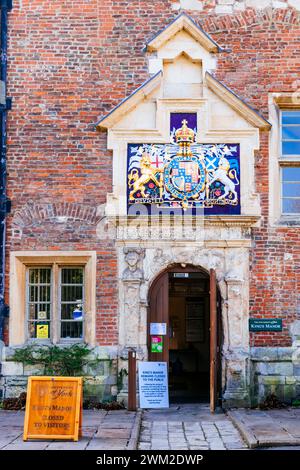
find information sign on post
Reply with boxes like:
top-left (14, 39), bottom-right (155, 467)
top-left (138, 362), bottom-right (169, 408)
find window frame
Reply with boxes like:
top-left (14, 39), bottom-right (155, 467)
top-left (9, 251), bottom-right (96, 347)
top-left (25, 264), bottom-right (86, 344)
top-left (280, 166), bottom-right (300, 216)
top-left (25, 266), bottom-right (53, 343)
top-left (280, 109), bottom-right (300, 159)
top-left (279, 109), bottom-right (300, 218)
top-left (58, 266), bottom-right (85, 343)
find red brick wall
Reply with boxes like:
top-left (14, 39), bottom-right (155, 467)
top-left (5, 2), bottom-right (300, 346)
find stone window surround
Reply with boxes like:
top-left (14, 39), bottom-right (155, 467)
top-left (269, 93), bottom-right (300, 226)
top-left (9, 251), bottom-right (97, 347)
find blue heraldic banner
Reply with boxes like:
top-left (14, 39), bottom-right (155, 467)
top-left (127, 116), bottom-right (241, 215)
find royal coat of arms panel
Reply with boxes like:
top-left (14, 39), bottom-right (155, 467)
top-left (127, 119), bottom-right (240, 215)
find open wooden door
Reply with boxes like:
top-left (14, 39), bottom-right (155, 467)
top-left (148, 272), bottom-right (169, 362)
top-left (210, 268), bottom-right (218, 412)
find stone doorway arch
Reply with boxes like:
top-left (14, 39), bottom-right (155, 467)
top-left (118, 245), bottom-right (251, 408)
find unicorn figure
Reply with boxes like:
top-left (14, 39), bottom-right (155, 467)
top-left (208, 156), bottom-right (239, 202)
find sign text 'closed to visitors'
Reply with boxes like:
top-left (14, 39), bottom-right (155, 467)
top-left (23, 377), bottom-right (82, 441)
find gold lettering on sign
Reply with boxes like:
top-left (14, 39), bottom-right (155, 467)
top-left (23, 377), bottom-right (82, 442)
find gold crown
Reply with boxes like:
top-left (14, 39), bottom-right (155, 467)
top-left (175, 119), bottom-right (195, 144)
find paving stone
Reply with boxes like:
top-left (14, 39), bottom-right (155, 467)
top-left (86, 438), bottom-right (128, 450)
top-left (189, 446), bottom-right (209, 450)
top-left (95, 428), bottom-right (131, 439)
top-left (151, 438), bottom-right (169, 442)
top-left (225, 443), bottom-right (247, 449)
top-left (3, 441), bottom-right (51, 450)
top-left (138, 443), bottom-right (151, 449)
top-left (99, 422), bottom-right (133, 429)
top-left (47, 438), bottom-right (90, 450)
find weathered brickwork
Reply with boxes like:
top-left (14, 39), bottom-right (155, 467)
top-left (3, 0), bottom-right (300, 360)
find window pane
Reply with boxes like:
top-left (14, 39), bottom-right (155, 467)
top-left (61, 321), bottom-right (83, 339)
top-left (29, 269), bottom-right (39, 284)
top-left (61, 303), bottom-right (82, 320)
top-left (28, 303), bottom-right (51, 321)
top-left (60, 267), bottom-right (84, 339)
top-left (61, 268), bottom-right (83, 285)
top-left (27, 268), bottom-right (52, 339)
top-left (282, 198), bottom-right (300, 214)
top-left (29, 267), bottom-right (51, 285)
top-left (61, 285), bottom-right (83, 302)
top-left (40, 285), bottom-right (51, 302)
top-left (282, 111), bottom-right (300, 125)
top-left (282, 141), bottom-right (300, 155)
top-left (282, 167), bottom-right (300, 181)
top-left (282, 126), bottom-right (300, 140)
top-left (29, 285), bottom-right (38, 302)
top-left (282, 182), bottom-right (300, 197)
top-left (40, 268), bottom-right (51, 284)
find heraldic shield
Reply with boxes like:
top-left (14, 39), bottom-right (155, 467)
top-left (164, 155), bottom-right (206, 202)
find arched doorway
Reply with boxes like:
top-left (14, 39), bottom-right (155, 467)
top-left (148, 265), bottom-right (222, 411)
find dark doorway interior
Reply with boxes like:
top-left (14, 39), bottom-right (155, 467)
top-left (168, 271), bottom-right (210, 403)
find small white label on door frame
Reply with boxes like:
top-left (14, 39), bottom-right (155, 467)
top-left (150, 322), bottom-right (167, 335)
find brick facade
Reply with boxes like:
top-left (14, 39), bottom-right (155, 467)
top-left (5, 1), bottom-right (300, 350)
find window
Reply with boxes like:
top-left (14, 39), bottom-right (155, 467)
top-left (281, 167), bottom-right (300, 215)
top-left (280, 111), bottom-right (300, 216)
top-left (10, 251), bottom-right (96, 347)
top-left (60, 267), bottom-right (84, 340)
top-left (26, 266), bottom-right (85, 341)
top-left (281, 111), bottom-right (300, 157)
top-left (27, 267), bottom-right (52, 340)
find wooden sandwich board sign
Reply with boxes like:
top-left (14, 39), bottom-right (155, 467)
top-left (23, 376), bottom-right (83, 441)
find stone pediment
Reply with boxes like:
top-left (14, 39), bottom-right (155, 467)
top-left (145, 12), bottom-right (221, 54)
top-left (96, 14), bottom-right (270, 132)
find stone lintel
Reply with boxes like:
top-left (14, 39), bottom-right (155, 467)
top-left (111, 215), bottom-right (260, 228)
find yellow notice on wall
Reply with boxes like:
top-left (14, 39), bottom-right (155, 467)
top-left (36, 324), bottom-right (49, 339)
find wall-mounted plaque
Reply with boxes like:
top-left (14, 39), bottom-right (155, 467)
top-left (249, 319), bottom-right (282, 332)
top-left (151, 335), bottom-right (163, 353)
top-left (150, 322), bottom-right (167, 336)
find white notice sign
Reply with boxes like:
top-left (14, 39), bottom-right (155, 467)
top-left (138, 361), bottom-right (169, 409)
top-left (150, 322), bottom-right (167, 336)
